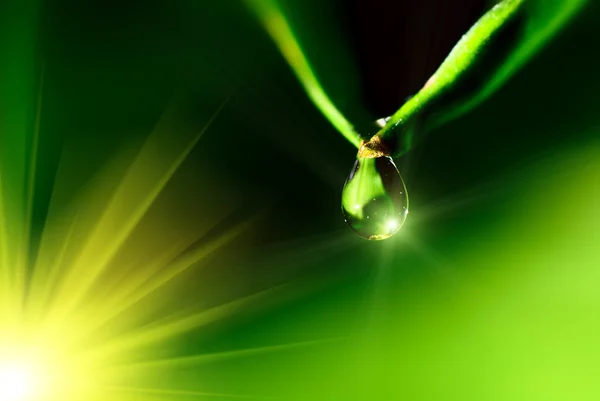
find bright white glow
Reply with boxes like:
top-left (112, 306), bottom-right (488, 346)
top-left (386, 219), bottom-right (399, 231)
top-left (376, 116), bottom-right (391, 128)
top-left (0, 363), bottom-right (36, 401)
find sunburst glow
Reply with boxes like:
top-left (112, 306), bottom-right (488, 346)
top-left (0, 85), bottom-right (279, 400)
top-left (0, 361), bottom-right (37, 401)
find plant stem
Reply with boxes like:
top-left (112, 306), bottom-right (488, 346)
top-left (245, 0), bottom-right (361, 148)
top-left (373, 0), bottom-right (527, 156)
top-left (248, 0), bottom-right (586, 157)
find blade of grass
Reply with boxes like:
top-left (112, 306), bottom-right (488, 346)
top-left (371, 0), bottom-right (587, 156)
top-left (244, 0), bottom-right (361, 148)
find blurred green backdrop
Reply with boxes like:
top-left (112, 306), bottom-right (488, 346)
top-left (0, 0), bottom-right (599, 400)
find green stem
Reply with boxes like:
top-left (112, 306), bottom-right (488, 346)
top-left (375, 0), bottom-right (527, 156)
top-left (247, 0), bottom-right (586, 157)
top-left (372, 0), bottom-right (586, 157)
top-left (244, 0), bottom-right (361, 148)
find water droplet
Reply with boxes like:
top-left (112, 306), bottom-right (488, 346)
top-left (341, 156), bottom-right (408, 240)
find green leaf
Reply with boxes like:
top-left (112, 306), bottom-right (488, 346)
top-left (246, 0), bottom-right (587, 156)
top-left (243, 0), bottom-right (362, 148)
top-left (375, 0), bottom-right (588, 156)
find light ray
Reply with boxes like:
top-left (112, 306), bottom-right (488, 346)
top-left (46, 97), bottom-right (230, 325)
top-left (104, 386), bottom-right (280, 400)
top-left (25, 209), bottom-right (81, 323)
top-left (76, 215), bottom-right (257, 342)
top-left (110, 337), bottom-right (347, 374)
top-left (17, 62), bottom-right (45, 304)
top-left (400, 228), bottom-right (462, 284)
top-left (0, 171), bottom-right (13, 325)
top-left (77, 285), bottom-right (287, 365)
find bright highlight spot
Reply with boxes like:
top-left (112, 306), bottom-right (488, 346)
top-left (0, 363), bottom-right (36, 401)
top-left (376, 118), bottom-right (389, 128)
top-left (386, 219), bottom-right (399, 231)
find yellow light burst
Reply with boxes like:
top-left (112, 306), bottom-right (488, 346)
top-left (0, 90), bottom-right (279, 400)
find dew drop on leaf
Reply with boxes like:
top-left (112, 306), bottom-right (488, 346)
top-left (341, 156), bottom-right (408, 240)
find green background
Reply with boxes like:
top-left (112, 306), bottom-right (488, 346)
top-left (1, 0), bottom-right (600, 400)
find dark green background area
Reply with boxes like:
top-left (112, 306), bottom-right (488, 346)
top-left (2, 0), bottom-right (600, 399)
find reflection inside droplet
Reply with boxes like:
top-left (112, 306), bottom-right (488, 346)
top-left (341, 156), bottom-right (408, 240)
